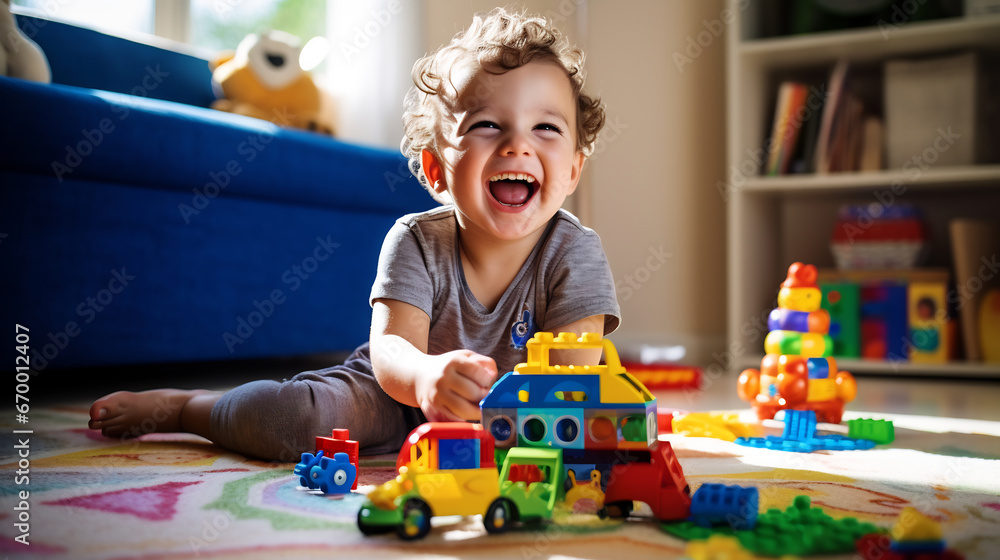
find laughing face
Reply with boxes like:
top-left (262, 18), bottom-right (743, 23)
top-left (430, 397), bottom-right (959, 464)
top-left (422, 59), bottom-right (586, 244)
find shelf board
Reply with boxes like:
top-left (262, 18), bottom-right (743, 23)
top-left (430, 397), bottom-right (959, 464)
top-left (739, 15), bottom-right (1000, 68)
top-left (735, 354), bottom-right (1000, 378)
top-left (736, 165), bottom-right (1000, 195)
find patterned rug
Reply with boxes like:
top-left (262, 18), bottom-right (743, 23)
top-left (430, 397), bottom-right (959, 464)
top-left (3, 405), bottom-right (999, 560)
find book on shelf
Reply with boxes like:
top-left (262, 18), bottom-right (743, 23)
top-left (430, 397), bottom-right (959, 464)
top-left (764, 59), bottom-right (887, 176)
top-left (764, 81), bottom-right (809, 175)
top-left (858, 115), bottom-right (884, 172)
top-left (813, 59), bottom-right (849, 174)
top-left (949, 219), bottom-right (1000, 361)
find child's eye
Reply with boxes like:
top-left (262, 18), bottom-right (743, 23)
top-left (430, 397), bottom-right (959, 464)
top-left (468, 121), bottom-right (500, 131)
top-left (535, 123), bottom-right (563, 133)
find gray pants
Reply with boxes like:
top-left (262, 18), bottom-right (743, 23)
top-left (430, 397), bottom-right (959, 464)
top-left (209, 343), bottom-right (425, 461)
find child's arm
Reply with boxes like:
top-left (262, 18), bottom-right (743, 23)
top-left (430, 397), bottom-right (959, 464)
top-left (546, 314), bottom-right (605, 366)
top-left (370, 299), bottom-right (498, 422)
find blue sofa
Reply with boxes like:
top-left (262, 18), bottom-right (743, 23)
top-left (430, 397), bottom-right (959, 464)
top-left (1, 13), bottom-right (433, 370)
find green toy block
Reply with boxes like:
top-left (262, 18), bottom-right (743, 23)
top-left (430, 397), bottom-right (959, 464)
top-left (847, 418), bottom-right (895, 444)
top-left (821, 283), bottom-right (861, 358)
top-left (661, 495), bottom-right (884, 556)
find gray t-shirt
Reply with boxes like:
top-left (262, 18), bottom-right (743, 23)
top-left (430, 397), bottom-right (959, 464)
top-left (370, 206), bottom-right (621, 375)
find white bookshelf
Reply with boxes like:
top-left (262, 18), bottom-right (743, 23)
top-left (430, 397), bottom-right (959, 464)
top-left (725, 5), bottom-right (1000, 377)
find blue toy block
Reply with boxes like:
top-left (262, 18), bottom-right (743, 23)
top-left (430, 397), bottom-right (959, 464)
top-left (861, 283), bottom-right (909, 360)
top-left (293, 450), bottom-right (324, 489)
top-left (807, 357), bottom-right (830, 379)
top-left (889, 540), bottom-right (946, 553)
top-left (438, 438), bottom-right (480, 469)
top-left (734, 434), bottom-right (876, 453)
top-left (690, 483), bottom-right (759, 530)
top-left (734, 411), bottom-right (878, 453)
top-left (783, 410), bottom-right (817, 441)
top-left (309, 452), bottom-right (357, 494)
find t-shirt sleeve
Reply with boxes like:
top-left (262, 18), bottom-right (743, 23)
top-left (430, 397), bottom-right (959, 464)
top-left (542, 229), bottom-right (622, 335)
top-left (369, 221), bottom-right (434, 317)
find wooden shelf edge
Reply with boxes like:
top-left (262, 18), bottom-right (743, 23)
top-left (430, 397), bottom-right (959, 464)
top-left (734, 165), bottom-right (1000, 195)
top-left (739, 14), bottom-right (1000, 62)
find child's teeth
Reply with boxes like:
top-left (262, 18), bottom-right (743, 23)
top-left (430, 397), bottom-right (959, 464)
top-left (490, 173), bottom-right (535, 183)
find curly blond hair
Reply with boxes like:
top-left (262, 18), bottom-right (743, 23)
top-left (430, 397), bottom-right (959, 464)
top-left (401, 7), bottom-right (605, 195)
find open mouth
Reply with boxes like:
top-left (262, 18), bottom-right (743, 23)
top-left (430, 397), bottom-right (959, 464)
top-left (487, 172), bottom-right (538, 208)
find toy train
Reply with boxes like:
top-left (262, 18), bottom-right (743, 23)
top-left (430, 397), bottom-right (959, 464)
top-left (480, 332), bottom-right (691, 520)
top-left (355, 332), bottom-right (758, 539)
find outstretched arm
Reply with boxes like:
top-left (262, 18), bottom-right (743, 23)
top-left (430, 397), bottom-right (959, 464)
top-left (370, 299), bottom-right (498, 422)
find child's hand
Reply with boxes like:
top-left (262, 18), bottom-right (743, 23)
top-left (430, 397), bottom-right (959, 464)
top-left (416, 350), bottom-right (498, 422)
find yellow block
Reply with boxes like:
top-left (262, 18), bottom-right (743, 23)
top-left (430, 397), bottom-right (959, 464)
top-left (806, 378), bottom-right (836, 402)
top-left (672, 412), bottom-right (763, 441)
top-left (892, 507), bottom-right (943, 542)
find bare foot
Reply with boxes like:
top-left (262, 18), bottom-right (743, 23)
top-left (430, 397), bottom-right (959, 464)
top-left (88, 389), bottom-right (220, 439)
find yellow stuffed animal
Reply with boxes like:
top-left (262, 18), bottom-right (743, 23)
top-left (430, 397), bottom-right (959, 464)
top-left (210, 31), bottom-right (334, 135)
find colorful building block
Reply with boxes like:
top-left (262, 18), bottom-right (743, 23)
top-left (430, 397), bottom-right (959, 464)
top-left (733, 410), bottom-right (879, 453)
top-left (316, 428), bottom-right (359, 491)
top-left (670, 412), bottom-right (762, 442)
top-left (908, 282), bottom-right (949, 363)
top-left (621, 362), bottom-right (701, 390)
top-left (738, 263), bottom-right (858, 424)
top-left (821, 283), bottom-right (861, 358)
top-left (689, 484), bottom-right (759, 530)
top-left (861, 283), bottom-right (909, 360)
top-left (664, 495), bottom-right (883, 556)
top-left (846, 418), bottom-right (895, 444)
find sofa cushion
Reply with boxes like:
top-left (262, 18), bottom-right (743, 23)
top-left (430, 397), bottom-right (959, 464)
top-left (0, 76), bottom-right (429, 216)
top-left (15, 11), bottom-right (216, 107)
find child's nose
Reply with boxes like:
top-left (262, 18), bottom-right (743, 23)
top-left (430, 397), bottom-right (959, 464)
top-left (499, 132), bottom-right (532, 157)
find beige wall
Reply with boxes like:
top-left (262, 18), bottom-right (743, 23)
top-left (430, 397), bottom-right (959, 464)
top-left (421, 1), bottom-right (727, 365)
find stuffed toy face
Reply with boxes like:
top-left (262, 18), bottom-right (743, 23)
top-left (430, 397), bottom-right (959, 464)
top-left (210, 31), bottom-right (333, 134)
top-left (240, 31), bottom-right (305, 91)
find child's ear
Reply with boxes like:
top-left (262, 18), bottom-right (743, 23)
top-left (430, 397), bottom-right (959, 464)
top-left (566, 151), bottom-right (586, 195)
top-left (421, 149), bottom-right (446, 193)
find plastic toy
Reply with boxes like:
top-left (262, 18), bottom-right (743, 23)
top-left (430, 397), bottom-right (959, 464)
top-left (497, 447), bottom-right (564, 523)
top-left (293, 450), bottom-right (325, 489)
top-left (621, 361), bottom-right (701, 389)
top-left (358, 422), bottom-right (506, 540)
top-left (482, 332), bottom-right (657, 459)
top-left (599, 441), bottom-right (692, 521)
top-left (0, 1), bottom-right (51, 82)
top-left (685, 535), bottom-right (760, 560)
top-left (734, 410), bottom-right (878, 453)
top-left (671, 411), bottom-right (763, 442)
top-left (846, 418), bottom-right (895, 444)
top-left (358, 422), bottom-right (565, 540)
top-left (830, 204), bottom-right (928, 270)
top-left (481, 332), bottom-right (695, 523)
top-left (738, 263), bottom-right (857, 423)
top-left (689, 484), bottom-right (759, 530)
top-left (316, 429), bottom-right (359, 490)
top-left (309, 452), bottom-right (357, 494)
top-left (564, 469), bottom-right (604, 513)
top-left (210, 31), bottom-right (334, 134)
top-left (856, 507), bottom-right (964, 560)
top-left (861, 283), bottom-right (909, 360)
top-left (663, 495), bottom-right (882, 557)
top-left (821, 282), bottom-right (861, 357)
top-left (978, 288), bottom-right (1000, 363)
top-left (908, 282), bottom-right (949, 363)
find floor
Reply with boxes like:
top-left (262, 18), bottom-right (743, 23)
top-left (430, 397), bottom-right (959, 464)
top-left (47, 352), bottom-right (1000, 426)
